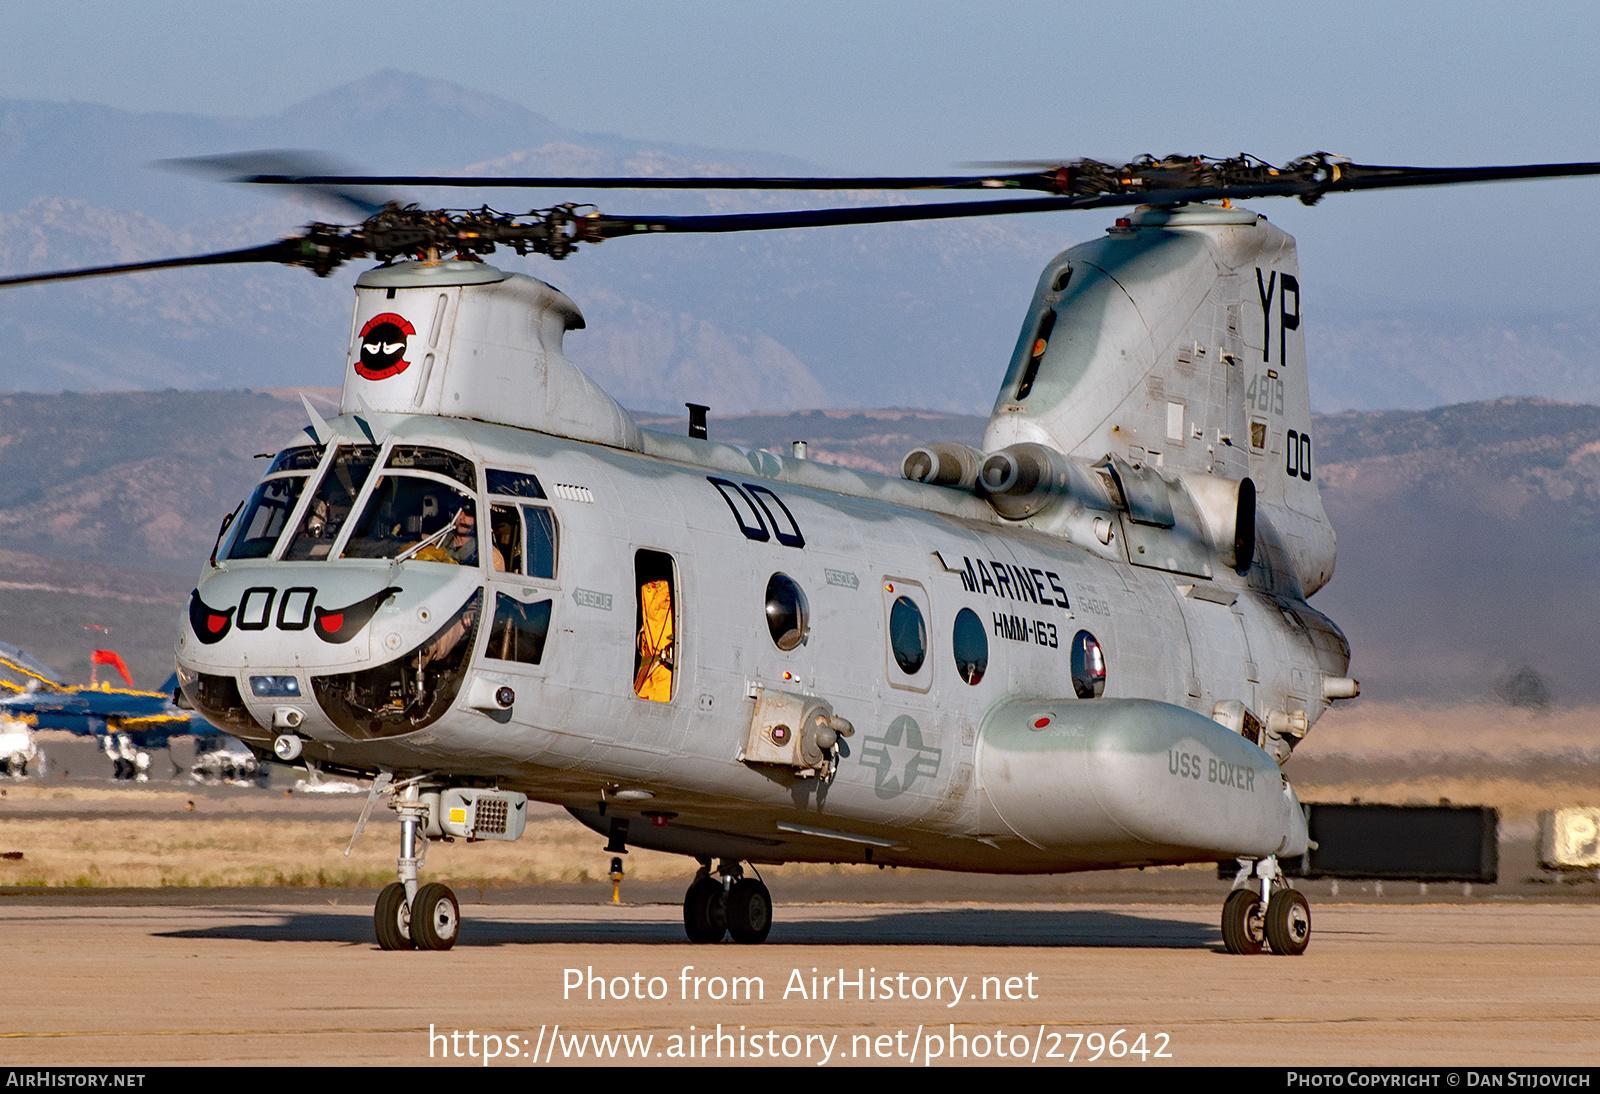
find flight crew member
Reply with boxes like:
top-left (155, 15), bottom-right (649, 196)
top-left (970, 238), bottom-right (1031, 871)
top-left (444, 509), bottom-right (479, 566)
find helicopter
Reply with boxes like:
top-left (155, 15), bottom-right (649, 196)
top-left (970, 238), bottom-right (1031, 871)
top-left (3, 151), bottom-right (1597, 955)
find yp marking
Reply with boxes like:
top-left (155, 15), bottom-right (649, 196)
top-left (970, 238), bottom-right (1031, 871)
top-left (1254, 268), bottom-right (1300, 365)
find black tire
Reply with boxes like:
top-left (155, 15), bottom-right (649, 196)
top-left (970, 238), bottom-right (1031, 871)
top-left (1221, 888), bottom-right (1265, 955)
top-left (1265, 888), bottom-right (1311, 955)
top-left (411, 883), bottom-right (460, 951)
top-left (683, 878), bottom-right (727, 944)
top-left (725, 879), bottom-right (773, 944)
top-left (374, 881), bottom-right (413, 951)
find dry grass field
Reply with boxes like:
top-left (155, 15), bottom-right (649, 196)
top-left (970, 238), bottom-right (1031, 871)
top-left (0, 781), bottom-right (878, 890)
top-left (0, 701), bottom-right (1594, 889)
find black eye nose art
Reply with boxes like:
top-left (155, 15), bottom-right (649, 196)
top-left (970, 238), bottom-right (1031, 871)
top-left (354, 313), bottom-right (417, 380)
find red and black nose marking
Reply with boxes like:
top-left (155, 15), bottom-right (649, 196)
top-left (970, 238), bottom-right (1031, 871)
top-left (313, 586), bottom-right (403, 644)
top-left (188, 591), bottom-right (236, 645)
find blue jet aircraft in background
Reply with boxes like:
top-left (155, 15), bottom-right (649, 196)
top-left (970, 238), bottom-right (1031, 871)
top-left (0, 643), bottom-right (223, 778)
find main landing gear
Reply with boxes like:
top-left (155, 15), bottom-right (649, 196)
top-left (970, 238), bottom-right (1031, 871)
top-left (373, 781), bottom-right (460, 951)
top-left (683, 860), bottom-right (772, 944)
top-left (1221, 855), bottom-right (1310, 956)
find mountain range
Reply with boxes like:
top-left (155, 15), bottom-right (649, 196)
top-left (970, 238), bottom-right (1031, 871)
top-left (4, 71), bottom-right (1600, 415)
top-left (2, 390), bottom-right (1598, 707)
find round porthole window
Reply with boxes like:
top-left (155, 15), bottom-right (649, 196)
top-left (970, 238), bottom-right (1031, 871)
top-left (1071, 630), bottom-right (1106, 699)
top-left (764, 573), bottom-right (809, 651)
top-left (952, 607), bottom-right (987, 685)
top-left (889, 595), bottom-right (926, 675)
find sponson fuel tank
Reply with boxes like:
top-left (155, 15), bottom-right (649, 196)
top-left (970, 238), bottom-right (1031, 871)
top-left (976, 698), bottom-right (1309, 866)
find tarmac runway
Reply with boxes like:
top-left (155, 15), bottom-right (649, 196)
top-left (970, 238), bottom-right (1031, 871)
top-left (1, 896), bottom-right (1596, 1067)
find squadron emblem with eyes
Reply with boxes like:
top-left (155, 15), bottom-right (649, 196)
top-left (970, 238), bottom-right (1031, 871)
top-left (355, 312), bottom-right (416, 380)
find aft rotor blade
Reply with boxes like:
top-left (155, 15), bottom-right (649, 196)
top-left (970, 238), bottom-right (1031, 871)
top-left (589, 188), bottom-right (1272, 237)
top-left (1315, 160), bottom-right (1600, 193)
top-left (603, 159), bottom-right (1600, 236)
top-left (0, 240), bottom-right (310, 289)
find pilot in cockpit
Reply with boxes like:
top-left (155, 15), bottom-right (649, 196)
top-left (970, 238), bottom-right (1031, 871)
top-left (444, 510), bottom-right (479, 566)
top-left (441, 508), bottom-right (509, 570)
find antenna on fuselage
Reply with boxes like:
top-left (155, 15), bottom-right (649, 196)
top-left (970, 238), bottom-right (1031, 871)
top-left (686, 403), bottom-right (709, 440)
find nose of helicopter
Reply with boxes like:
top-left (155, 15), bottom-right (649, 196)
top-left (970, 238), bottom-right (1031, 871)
top-left (176, 561), bottom-right (486, 743)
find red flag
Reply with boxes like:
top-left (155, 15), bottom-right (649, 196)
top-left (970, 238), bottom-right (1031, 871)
top-left (91, 649), bottom-right (135, 687)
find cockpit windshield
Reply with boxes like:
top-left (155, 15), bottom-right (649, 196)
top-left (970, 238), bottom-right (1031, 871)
top-left (225, 476), bottom-right (308, 560)
top-left (342, 474), bottom-right (478, 562)
top-left (222, 445), bottom-right (324, 560)
top-left (282, 445), bottom-right (379, 561)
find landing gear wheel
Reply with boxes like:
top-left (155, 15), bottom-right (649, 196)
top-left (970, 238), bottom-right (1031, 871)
top-left (683, 878), bottom-right (727, 943)
top-left (725, 879), bottom-right (772, 944)
top-left (1265, 888), bottom-right (1311, 955)
top-left (374, 881), bottom-right (413, 951)
top-left (1221, 888), bottom-right (1265, 955)
top-left (411, 883), bottom-right (460, 951)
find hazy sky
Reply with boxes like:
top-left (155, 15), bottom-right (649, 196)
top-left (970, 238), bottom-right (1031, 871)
top-left (3, 1), bottom-right (1599, 315)
top-left (1, 1), bottom-right (1591, 170)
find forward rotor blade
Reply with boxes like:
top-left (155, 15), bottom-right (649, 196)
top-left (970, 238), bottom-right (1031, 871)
top-left (0, 240), bottom-right (309, 289)
top-left (160, 151), bottom-right (392, 216)
top-left (230, 171), bottom-right (1063, 192)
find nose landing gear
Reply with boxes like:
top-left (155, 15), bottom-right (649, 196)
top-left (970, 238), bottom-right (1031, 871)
top-left (1222, 855), bottom-right (1310, 955)
top-left (366, 778), bottom-right (460, 951)
top-left (683, 860), bottom-right (772, 944)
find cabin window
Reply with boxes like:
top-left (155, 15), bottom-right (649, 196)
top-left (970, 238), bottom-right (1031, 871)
top-left (1015, 308), bottom-right (1057, 401)
top-left (952, 607), bottom-right (987, 685)
top-left (524, 507), bottom-right (559, 579)
top-left (889, 595), bottom-right (927, 675)
top-left (226, 476), bottom-right (308, 560)
top-left (489, 504), bottom-right (520, 573)
top-left (486, 593), bottom-right (552, 665)
top-left (633, 550), bottom-right (676, 702)
top-left (764, 573), bottom-right (809, 651)
top-left (282, 445), bottom-right (379, 560)
top-left (1071, 630), bottom-right (1107, 699)
top-left (341, 475), bottom-right (477, 562)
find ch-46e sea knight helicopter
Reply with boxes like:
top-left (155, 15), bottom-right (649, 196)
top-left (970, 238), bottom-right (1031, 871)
top-left (5, 152), bottom-right (1599, 955)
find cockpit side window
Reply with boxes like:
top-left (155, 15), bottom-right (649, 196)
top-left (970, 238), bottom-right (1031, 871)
top-left (341, 475), bottom-right (477, 562)
top-left (282, 445), bottom-right (378, 561)
top-left (486, 469), bottom-right (546, 498)
top-left (489, 504), bottom-right (521, 573)
top-left (524, 507), bottom-right (558, 580)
